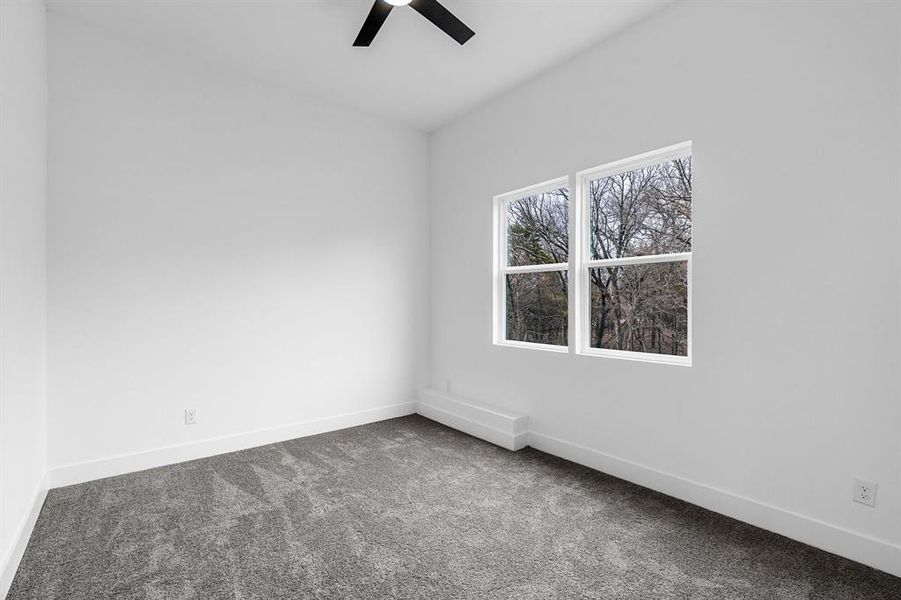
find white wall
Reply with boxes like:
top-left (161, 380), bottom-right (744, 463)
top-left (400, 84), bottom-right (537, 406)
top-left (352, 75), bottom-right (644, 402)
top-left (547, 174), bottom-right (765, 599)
top-left (430, 0), bottom-right (901, 570)
top-left (47, 15), bottom-right (429, 472)
top-left (0, 0), bottom-right (49, 584)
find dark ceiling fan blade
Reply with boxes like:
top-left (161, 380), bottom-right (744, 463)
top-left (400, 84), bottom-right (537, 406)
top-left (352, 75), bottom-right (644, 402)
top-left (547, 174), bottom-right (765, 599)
top-left (353, 0), bottom-right (394, 47)
top-left (409, 0), bottom-right (475, 45)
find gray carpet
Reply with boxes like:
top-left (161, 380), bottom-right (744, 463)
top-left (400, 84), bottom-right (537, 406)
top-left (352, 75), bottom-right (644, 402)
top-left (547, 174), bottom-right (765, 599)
top-left (8, 416), bottom-right (901, 599)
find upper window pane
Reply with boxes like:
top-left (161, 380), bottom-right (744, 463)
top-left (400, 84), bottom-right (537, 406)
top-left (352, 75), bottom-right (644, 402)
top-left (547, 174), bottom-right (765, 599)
top-left (506, 187), bottom-right (569, 266)
top-left (589, 156), bottom-right (691, 260)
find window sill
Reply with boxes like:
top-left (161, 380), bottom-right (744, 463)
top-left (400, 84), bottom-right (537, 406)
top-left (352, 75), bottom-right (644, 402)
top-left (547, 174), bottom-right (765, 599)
top-left (577, 347), bottom-right (692, 367)
top-left (493, 340), bottom-right (691, 365)
top-left (494, 340), bottom-right (569, 354)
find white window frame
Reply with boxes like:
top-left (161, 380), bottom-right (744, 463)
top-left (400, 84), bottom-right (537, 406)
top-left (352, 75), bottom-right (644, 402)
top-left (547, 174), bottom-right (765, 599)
top-left (492, 176), bottom-right (570, 353)
top-left (493, 141), bottom-right (692, 366)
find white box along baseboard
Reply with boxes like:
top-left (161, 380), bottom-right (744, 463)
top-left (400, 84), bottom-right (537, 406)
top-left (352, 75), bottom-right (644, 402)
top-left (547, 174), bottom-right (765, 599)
top-left (416, 387), bottom-right (528, 451)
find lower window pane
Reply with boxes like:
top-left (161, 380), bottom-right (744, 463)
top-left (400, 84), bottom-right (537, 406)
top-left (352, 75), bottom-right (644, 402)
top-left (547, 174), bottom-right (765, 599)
top-left (589, 262), bottom-right (688, 356)
top-left (506, 271), bottom-right (568, 346)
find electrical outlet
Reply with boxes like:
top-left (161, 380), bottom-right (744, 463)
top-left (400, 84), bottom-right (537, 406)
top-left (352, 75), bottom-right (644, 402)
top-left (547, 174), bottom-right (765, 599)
top-left (853, 478), bottom-right (877, 507)
top-left (184, 408), bottom-right (197, 425)
top-left (446, 379), bottom-right (452, 394)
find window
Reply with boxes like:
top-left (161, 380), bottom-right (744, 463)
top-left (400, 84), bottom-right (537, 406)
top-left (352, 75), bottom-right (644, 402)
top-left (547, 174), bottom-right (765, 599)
top-left (494, 142), bottom-right (692, 365)
top-left (493, 179), bottom-right (570, 351)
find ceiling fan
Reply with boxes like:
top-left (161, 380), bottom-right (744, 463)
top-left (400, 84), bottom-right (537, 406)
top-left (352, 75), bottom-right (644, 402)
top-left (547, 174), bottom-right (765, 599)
top-left (353, 0), bottom-right (475, 47)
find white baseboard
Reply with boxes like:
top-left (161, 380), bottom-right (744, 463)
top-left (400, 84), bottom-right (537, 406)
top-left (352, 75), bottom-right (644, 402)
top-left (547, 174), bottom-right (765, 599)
top-left (23, 394), bottom-right (901, 581)
top-left (49, 402), bottom-right (416, 488)
top-left (416, 388), bottom-right (528, 451)
top-left (412, 389), bottom-right (900, 578)
top-left (0, 475), bottom-right (48, 598)
top-left (527, 430), bottom-right (901, 579)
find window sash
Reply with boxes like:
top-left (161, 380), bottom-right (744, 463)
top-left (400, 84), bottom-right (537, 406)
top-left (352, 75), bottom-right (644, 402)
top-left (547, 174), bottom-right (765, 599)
top-left (498, 267), bottom-right (571, 350)
top-left (579, 256), bottom-right (691, 366)
top-left (499, 178), bottom-right (570, 270)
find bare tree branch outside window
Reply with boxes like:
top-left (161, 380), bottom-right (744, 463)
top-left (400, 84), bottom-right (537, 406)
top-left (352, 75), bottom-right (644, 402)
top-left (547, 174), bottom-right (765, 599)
top-left (505, 188), bottom-right (568, 346)
top-left (496, 147), bottom-right (691, 360)
top-left (588, 157), bottom-right (691, 356)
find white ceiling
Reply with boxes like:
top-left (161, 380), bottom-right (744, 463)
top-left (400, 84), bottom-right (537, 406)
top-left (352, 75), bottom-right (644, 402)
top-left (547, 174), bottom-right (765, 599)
top-left (47, 0), bottom-right (672, 131)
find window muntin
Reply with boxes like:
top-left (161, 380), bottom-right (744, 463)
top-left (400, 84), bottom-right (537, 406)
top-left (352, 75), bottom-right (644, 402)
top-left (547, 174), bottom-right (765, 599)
top-left (494, 142), bottom-right (692, 365)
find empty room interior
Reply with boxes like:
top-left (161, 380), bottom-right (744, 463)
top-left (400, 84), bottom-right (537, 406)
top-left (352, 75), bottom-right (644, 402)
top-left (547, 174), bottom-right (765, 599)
top-left (2, 0), bottom-right (901, 597)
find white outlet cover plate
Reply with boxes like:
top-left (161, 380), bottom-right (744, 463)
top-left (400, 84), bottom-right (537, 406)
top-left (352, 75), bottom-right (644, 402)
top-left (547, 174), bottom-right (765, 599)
top-left (184, 408), bottom-right (197, 425)
top-left (852, 478), bottom-right (877, 507)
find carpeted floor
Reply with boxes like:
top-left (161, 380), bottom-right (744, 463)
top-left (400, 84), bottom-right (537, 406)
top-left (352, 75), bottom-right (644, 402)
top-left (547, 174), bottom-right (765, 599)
top-left (8, 415), bottom-right (901, 599)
